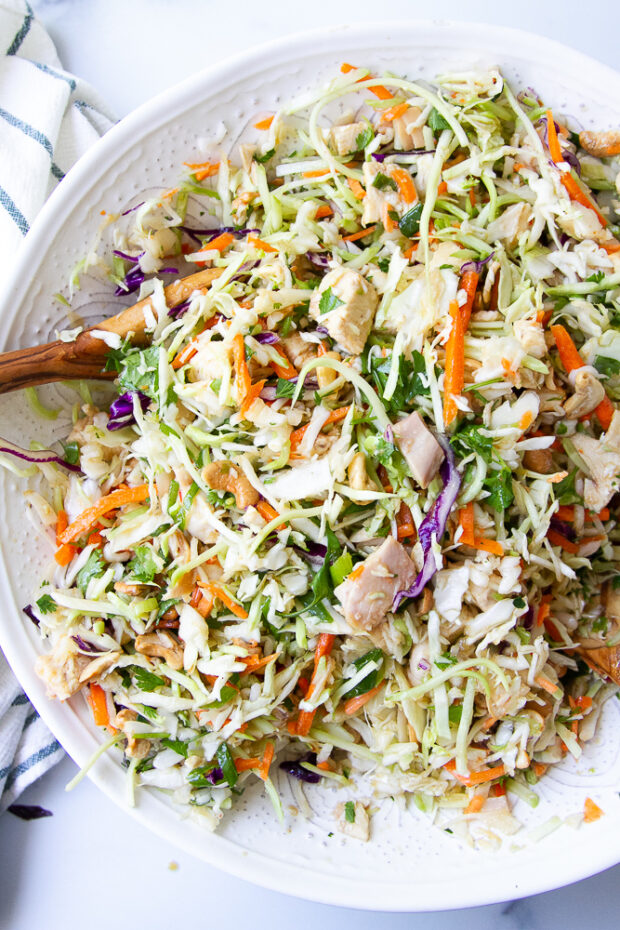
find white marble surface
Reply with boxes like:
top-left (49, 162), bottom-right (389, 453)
top-left (3, 1), bottom-right (619, 927)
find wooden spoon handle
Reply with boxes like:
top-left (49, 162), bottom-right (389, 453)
top-left (0, 267), bottom-right (222, 395)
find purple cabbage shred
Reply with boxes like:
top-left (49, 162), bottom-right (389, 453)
top-left (372, 148), bottom-right (435, 162)
top-left (23, 605), bottom-right (39, 626)
top-left (107, 391), bottom-right (150, 431)
top-left (392, 439), bottom-right (461, 610)
top-left (254, 331), bottom-right (280, 345)
top-left (71, 635), bottom-right (102, 654)
top-left (279, 752), bottom-right (321, 784)
top-left (460, 251), bottom-right (495, 275)
top-left (8, 804), bottom-right (53, 821)
top-left (0, 444), bottom-right (81, 473)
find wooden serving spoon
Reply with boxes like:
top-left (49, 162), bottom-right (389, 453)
top-left (0, 267), bottom-right (222, 394)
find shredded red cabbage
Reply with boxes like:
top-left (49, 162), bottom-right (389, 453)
top-left (293, 541), bottom-right (328, 566)
top-left (460, 251), bottom-right (495, 275)
top-left (306, 251), bottom-right (330, 269)
top-left (254, 331), bottom-right (280, 345)
top-left (107, 391), bottom-right (150, 431)
top-left (8, 804), bottom-right (53, 821)
top-left (549, 517), bottom-right (577, 541)
top-left (0, 441), bottom-right (81, 473)
top-left (372, 149), bottom-right (435, 162)
top-left (392, 440), bottom-right (461, 610)
top-left (23, 604), bottom-right (39, 626)
top-left (279, 752), bottom-right (321, 783)
top-left (71, 635), bottom-right (103, 653)
top-left (120, 201), bottom-right (145, 216)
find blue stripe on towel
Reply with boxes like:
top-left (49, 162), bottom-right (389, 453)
top-left (4, 739), bottom-right (62, 790)
top-left (0, 186), bottom-right (29, 235)
top-left (6, 3), bottom-right (33, 56)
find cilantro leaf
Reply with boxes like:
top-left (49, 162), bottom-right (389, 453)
top-left (62, 441), bottom-right (80, 465)
top-left (485, 466), bottom-right (514, 512)
top-left (554, 469), bottom-right (583, 506)
top-left (319, 287), bottom-right (345, 316)
top-left (216, 742), bottom-right (239, 788)
top-left (346, 648), bottom-right (384, 698)
top-left (35, 594), bottom-right (56, 615)
top-left (76, 550), bottom-right (105, 595)
top-left (355, 125), bottom-right (374, 151)
top-left (398, 203), bottom-right (423, 238)
top-left (451, 424), bottom-right (494, 463)
top-left (128, 546), bottom-right (158, 583)
top-left (254, 148), bottom-right (275, 164)
top-left (428, 108), bottom-right (450, 132)
top-left (344, 800), bottom-right (356, 822)
top-left (276, 378), bottom-right (296, 399)
top-left (118, 346), bottom-right (160, 401)
top-left (132, 666), bottom-right (166, 692)
top-left (161, 738), bottom-right (188, 758)
top-left (594, 355), bottom-right (620, 377)
top-left (368, 350), bottom-right (429, 415)
top-left (372, 172), bottom-right (398, 191)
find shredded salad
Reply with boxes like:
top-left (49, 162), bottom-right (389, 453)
top-left (16, 63), bottom-right (620, 840)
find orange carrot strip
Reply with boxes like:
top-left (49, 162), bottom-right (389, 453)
top-left (240, 653), bottom-right (277, 674)
top-left (254, 116), bottom-right (274, 130)
top-left (532, 762), bottom-right (548, 778)
top-left (269, 348), bottom-right (297, 380)
top-left (184, 161), bottom-right (220, 181)
top-left (172, 344), bottom-right (197, 370)
top-left (235, 757), bottom-right (261, 773)
top-left (240, 379), bottom-right (266, 416)
top-left (88, 683), bottom-right (111, 728)
top-left (392, 167), bottom-right (417, 204)
top-left (444, 760), bottom-right (506, 787)
top-left (460, 271), bottom-right (479, 328)
top-left (535, 675), bottom-right (560, 695)
top-left (343, 680), bottom-right (385, 716)
top-left (256, 500), bottom-right (279, 522)
top-left (315, 204), bottom-right (334, 218)
top-left (443, 298), bottom-right (465, 427)
top-left (342, 225), bottom-right (378, 242)
top-left (458, 503), bottom-right (475, 545)
top-left (197, 582), bottom-right (248, 619)
top-left (347, 178), bottom-right (366, 200)
top-left (347, 564), bottom-right (365, 583)
top-left (232, 332), bottom-right (252, 406)
top-left (303, 168), bottom-right (330, 179)
top-left (561, 173), bottom-right (607, 227)
top-left (437, 180), bottom-right (448, 195)
top-left (550, 324), bottom-right (586, 373)
top-left (594, 395), bottom-right (615, 431)
top-left (340, 62), bottom-right (356, 73)
top-left (258, 742), bottom-right (275, 781)
top-left (59, 485), bottom-right (150, 545)
top-left (472, 536), bottom-right (505, 556)
top-left (296, 633), bottom-right (336, 736)
top-left (546, 110), bottom-right (563, 164)
top-left (203, 231), bottom-right (234, 252)
top-left (547, 528), bottom-right (580, 554)
top-left (584, 797), bottom-right (604, 823)
top-left (464, 795), bottom-right (485, 814)
top-left (381, 201), bottom-right (396, 232)
top-left (369, 83), bottom-right (394, 100)
top-left (55, 510), bottom-right (77, 564)
top-left (248, 234), bottom-right (277, 253)
top-left (381, 102), bottom-right (408, 122)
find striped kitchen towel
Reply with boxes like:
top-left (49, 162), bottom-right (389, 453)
top-left (0, 0), bottom-right (114, 810)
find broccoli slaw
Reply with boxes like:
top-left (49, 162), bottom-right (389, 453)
top-left (16, 62), bottom-right (620, 840)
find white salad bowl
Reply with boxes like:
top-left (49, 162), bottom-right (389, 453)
top-left (1, 20), bottom-right (620, 911)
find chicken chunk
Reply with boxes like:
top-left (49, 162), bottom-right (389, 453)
top-left (391, 106), bottom-right (425, 150)
top-left (360, 160), bottom-right (416, 227)
top-left (309, 267), bottom-right (378, 356)
top-left (576, 642), bottom-right (620, 686)
top-left (329, 121), bottom-right (368, 157)
top-left (280, 331), bottom-right (316, 370)
top-left (35, 635), bottom-right (91, 701)
top-left (335, 536), bottom-right (417, 630)
top-left (573, 410), bottom-right (620, 511)
top-left (135, 631), bottom-right (184, 671)
top-left (486, 203), bottom-right (533, 249)
top-left (203, 460), bottom-right (259, 509)
top-left (513, 318), bottom-right (546, 359)
top-left (393, 412), bottom-right (444, 488)
top-left (335, 801), bottom-right (370, 841)
top-left (557, 203), bottom-right (604, 243)
top-left (563, 368), bottom-right (606, 419)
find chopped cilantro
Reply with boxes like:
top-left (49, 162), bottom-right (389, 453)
top-left (35, 594), bottom-right (56, 615)
top-left (372, 172), bottom-right (398, 191)
top-left (428, 108), bottom-right (450, 131)
top-left (319, 286), bottom-right (345, 315)
top-left (76, 550), bottom-right (105, 595)
top-left (344, 800), bottom-right (356, 823)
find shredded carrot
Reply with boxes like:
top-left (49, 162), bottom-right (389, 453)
top-left (381, 102), bottom-right (408, 122)
top-left (315, 204), bottom-right (334, 219)
top-left (561, 173), bottom-right (607, 227)
top-left (55, 509), bottom-right (77, 564)
top-left (472, 536), bottom-right (505, 556)
top-left (254, 116), bottom-right (274, 130)
top-left (297, 676), bottom-right (309, 696)
top-left (546, 110), bottom-right (563, 164)
top-left (316, 760), bottom-right (332, 771)
top-left (594, 394), bottom-right (615, 430)
top-left (87, 683), bottom-right (112, 728)
top-left (584, 797), bottom-right (604, 823)
top-left (343, 680), bottom-right (385, 716)
top-left (172, 344), bottom-right (198, 370)
top-left (403, 243), bottom-right (417, 260)
top-left (235, 757), bottom-right (261, 773)
top-left (347, 177), bottom-right (366, 200)
top-left (289, 406), bottom-right (351, 453)
top-left (482, 716), bottom-right (498, 731)
top-left (381, 201), bottom-right (397, 232)
top-left (257, 742), bottom-right (275, 781)
top-left (458, 502), bottom-right (475, 545)
top-left (601, 239), bottom-right (620, 254)
top-left (342, 225), bottom-right (378, 242)
top-left (391, 167), bottom-right (417, 204)
top-left (232, 332), bottom-right (252, 408)
top-left (547, 528), bottom-right (580, 554)
top-left (491, 782), bottom-right (506, 797)
top-left (196, 581), bottom-right (248, 619)
top-left (550, 324), bottom-right (586, 373)
top-left (240, 379), bottom-right (266, 416)
top-left (87, 531), bottom-right (104, 548)
top-left (532, 762), bottom-right (548, 778)
top-left (269, 348), bottom-right (297, 381)
top-left (184, 161), bottom-right (220, 181)
top-left (444, 759), bottom-right (506, 786)
top-left (256, 500), bottom-right (279, 522)
top-left (535, 675), bottom-right (560, 696)
top-left (369, 83), bottom-right (394, 100)
top-left (303, 168), bottom-right (330, 179)
top-left (240, 653), bottom-right (277, 674)
top-left (443, 299), bottom-right (466, 427)
top-left (196, 589), bottom-right (215, 619)
top-left (59, 485), bottom-right (150, 545)
top-left (464, 794), bottom-right (485, 814)
top-left (340, 62), bottom-right (356, 73)
top-left (204, 231), bottom-right (234, 252)
top-left (348, 563), bottom-right (365, 583)
top-left (248, 234), bottom-right (277, 253)
top-left (437, 180), bottom-right (448, 195)
top-left (296, 633), bottom-right (336, 736)
top-left (518, 411), bottom-right (533, 431)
